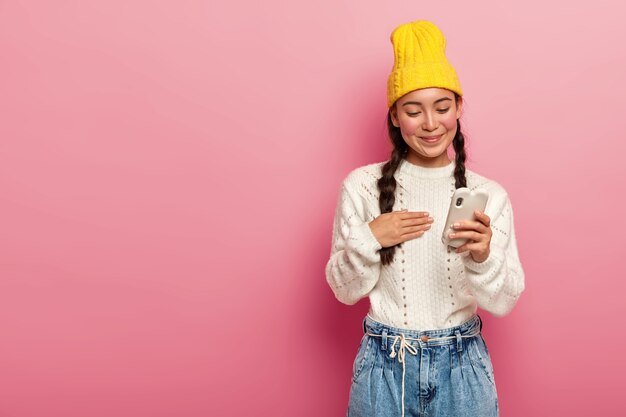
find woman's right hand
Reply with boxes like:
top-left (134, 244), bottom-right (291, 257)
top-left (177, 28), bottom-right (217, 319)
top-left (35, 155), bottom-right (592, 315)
top-left (368, 209), bottom-right (434, 248)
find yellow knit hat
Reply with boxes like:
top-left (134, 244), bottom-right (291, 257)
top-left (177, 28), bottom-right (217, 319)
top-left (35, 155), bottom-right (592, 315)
top-left (387, 20), bottom-right (463, 108)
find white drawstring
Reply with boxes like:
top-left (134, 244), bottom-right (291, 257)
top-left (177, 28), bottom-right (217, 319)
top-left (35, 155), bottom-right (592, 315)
top-left (367, 330), bottom-right (481, 417)
top-left (388, 333), bottom-right (417, 417)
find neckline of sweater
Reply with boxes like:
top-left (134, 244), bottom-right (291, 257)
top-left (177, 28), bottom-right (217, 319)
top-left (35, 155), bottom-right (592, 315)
top-left (398, 157), bottom-right (456, 179)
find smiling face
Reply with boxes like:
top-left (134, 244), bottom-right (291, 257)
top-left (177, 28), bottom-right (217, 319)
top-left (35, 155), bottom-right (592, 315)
top-left (390, 87), bottom-right (463, 168)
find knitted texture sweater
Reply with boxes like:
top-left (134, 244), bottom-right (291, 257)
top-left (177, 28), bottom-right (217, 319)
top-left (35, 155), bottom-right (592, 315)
top-left (325, 158), bottom-right (526, 330)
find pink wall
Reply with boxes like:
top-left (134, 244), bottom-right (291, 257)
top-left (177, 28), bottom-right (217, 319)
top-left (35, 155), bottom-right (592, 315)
top-left (1, 1), bottom-right (624, 416)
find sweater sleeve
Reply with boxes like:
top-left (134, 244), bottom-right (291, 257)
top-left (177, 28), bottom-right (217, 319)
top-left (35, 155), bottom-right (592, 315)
top-left (325, 179), bottom-right (383, 305)
top-left (460, 192), bottom-right (526, 317)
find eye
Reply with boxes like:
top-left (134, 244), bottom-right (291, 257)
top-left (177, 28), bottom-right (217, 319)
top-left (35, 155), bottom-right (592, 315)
top-left (407, 108), bottom-right (450, 117)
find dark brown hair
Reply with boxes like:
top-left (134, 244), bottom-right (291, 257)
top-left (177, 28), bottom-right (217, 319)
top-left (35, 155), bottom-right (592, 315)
top-left (377, 92), bottom-right (467, 265)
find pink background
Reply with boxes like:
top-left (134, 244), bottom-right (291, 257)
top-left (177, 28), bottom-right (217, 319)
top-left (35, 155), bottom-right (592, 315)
top-left (1, 1), bottom-right (624, 416)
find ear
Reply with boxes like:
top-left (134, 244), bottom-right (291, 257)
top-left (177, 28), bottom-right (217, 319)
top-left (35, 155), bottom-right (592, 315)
top-left (390, 106), bottom-right (400, 128)
top-left (455, 96), bottom-right (463, 119)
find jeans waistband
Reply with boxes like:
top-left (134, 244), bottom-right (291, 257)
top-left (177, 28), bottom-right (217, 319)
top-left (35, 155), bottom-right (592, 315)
top-left (363, 313), bottom-right (483, 347)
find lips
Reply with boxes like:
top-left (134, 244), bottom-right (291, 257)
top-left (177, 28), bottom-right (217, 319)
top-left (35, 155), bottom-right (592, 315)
top-left (420, 134), bottom-right (442, 143)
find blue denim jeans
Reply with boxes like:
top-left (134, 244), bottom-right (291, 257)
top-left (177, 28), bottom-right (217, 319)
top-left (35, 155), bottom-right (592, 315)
top-left (347, 314), bottom-right (498, 417)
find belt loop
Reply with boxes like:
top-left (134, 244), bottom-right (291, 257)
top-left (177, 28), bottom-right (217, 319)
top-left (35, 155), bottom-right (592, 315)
top-left (362, 317), bottom-right (367, 334)
top-left (455, 330), bottom-right (463, 352)
top-left (478, 314), bottom-right (483, 332)
top-left (381, 329), bottom-right (388, 351)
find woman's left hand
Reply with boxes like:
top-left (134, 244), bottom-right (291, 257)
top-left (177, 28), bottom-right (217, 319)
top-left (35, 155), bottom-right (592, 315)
top-left (449, 210), bottom-right (492, 263)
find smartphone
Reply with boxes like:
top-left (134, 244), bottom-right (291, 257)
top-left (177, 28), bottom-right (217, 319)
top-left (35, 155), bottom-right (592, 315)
top-left (441, 187), bottom-right (489, 248)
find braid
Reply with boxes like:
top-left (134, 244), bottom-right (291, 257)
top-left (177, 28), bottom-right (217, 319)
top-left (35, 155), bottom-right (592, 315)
top-left (452, 118), bottom-right (468, 189)
top-left (377, 93), bottom-right (467, 265)
top-left (377, 112), bottom-right (408, 265)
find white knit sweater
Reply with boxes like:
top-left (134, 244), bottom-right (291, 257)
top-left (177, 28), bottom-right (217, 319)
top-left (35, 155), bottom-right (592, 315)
top-left (325, 158), bottom-right (525, 330)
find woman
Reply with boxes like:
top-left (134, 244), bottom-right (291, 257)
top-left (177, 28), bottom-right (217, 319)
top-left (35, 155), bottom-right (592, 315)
top-left (325, 20), bottom-right (525, 417)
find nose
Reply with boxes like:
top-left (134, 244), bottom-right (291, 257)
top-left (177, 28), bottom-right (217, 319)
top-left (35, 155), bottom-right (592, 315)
top-left (422, 111), bottom-right (438, 132)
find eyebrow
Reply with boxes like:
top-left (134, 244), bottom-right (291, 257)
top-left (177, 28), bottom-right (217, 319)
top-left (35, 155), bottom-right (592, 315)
top-left (402, 97), bottom-right (452, 106)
